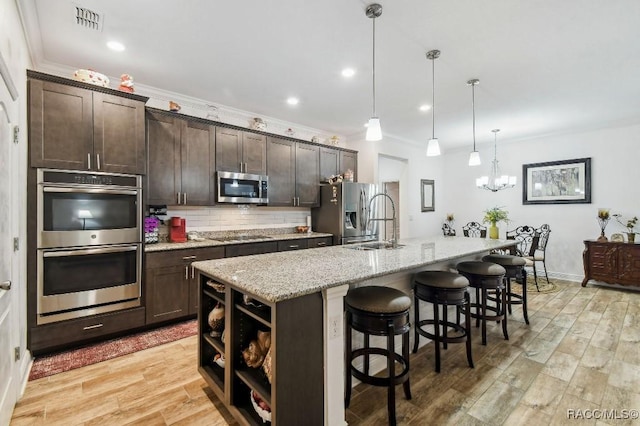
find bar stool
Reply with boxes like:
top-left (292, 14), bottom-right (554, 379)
top-left (412, 271), bottom-right (474, 373)
top-left (345, 286), bottom-right (412, 426)
top-left (482, 254), bottom-right (529, 324)
top-left (456, 261), bottom-right (508, 345)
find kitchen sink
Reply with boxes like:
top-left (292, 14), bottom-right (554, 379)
top-left (212, 235), bottom-right (273, 242)
top-left (344, 242), bottom-right (405, 251)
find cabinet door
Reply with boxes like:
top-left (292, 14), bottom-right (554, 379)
top-left (618, 244), bottom-right (640, 283)
top-left (225, 241), bottom-right (278, 257)
top-left (93, 92), bottom-right (146, 174)
top-left (147, 111), bottom-right (181, 205)
top-left (145, 263), bottom-right (190, 324)
top-left (339, 150), bottom-right (358, 182)
top-left (296, 143), bottom-right (320, 207)
top-left (590, 243), bottom-right (618, 282)
top-left (267, 137), bottom-right (296, 206)
top-left (277, 239), bottom-right (309, 252)
top-left (29, 79), bottom-right (93, 170)
top-left (181, 119), bottom-right (215, 205)
top-left (308, 236), bottom-right (332, 248)
top-left (320, 147), bottom-right (339, 182)
top-left (215, 127), bottom-right (242, 173)
top-left (242, 132), bottom-right (267, 175)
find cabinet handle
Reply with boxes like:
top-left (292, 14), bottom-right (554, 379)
top-left (289, 245), bottom-right (299, 249)
top-left (183, 193), bottom-right (187, 204)
top-left (83, 323), bottom-right (103, 331)
top-left (191, 265), bottom-right (195, 279)
top-left (177, 192), bottom-right (181, 204)
top-left (96, 153), bottom-right (101, 170)
top-left (317, 242), bottom-right (327, 246)
top-left (87, 153), bottom-right (91, 170)
top-left (182, 255), bottom-right (197, 260)
top-left (185, 265), bottom-right (189, 280)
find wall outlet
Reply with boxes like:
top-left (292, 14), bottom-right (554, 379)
top-left (328, 315), bottom-right (341, 340)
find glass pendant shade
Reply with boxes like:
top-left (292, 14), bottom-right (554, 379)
top-left (468, 151), bottom-right (481, 166)
top-left (426, 138), bottom-right (440, 156)
top-left (366, 117), bottom-right (382, 141)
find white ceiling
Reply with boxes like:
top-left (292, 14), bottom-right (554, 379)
top-left (18, 0), bottom-right (640, 150)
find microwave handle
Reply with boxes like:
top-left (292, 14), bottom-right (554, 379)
top-left (42, 245), bottom-right (138, 257)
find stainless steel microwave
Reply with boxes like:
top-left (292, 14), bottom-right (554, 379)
top-left (217, 171), bottom-right (268, 204)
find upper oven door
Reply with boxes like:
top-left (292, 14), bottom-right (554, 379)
top-left (217, 171), bottom-right (268, 204)
top-left (38, 185), bottom-right (141, 248)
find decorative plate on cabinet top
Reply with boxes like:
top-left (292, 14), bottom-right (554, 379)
top-left (72, 69), bottom-right (110, 87)
top-left (611, 233), bottom-right (624, 242)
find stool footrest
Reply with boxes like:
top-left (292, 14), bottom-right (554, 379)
top-left (415, 319), bottom-right (468, 344)
top-left (350, 347), bottom-right (410, 387)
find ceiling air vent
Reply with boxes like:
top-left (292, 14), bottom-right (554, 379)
top-left (73, 4), bottom-right (103, 31)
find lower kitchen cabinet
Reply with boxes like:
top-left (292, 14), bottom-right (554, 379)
top-left (307, 236), bottom-right (332, 248)
top-left (199, 275), bottom-right (324, 425)
top-left (225, 241), bottom-right (279, 258)
top-left (145, 246), bottom-right (224, 324)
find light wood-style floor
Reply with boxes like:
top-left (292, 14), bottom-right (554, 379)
top-left (11, 279), bottom-right (640, 425)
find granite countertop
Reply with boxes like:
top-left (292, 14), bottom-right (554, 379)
top-left (145, 232), bottom-right (333, 252)
top-left (192, 236), bottom-right (516, 303)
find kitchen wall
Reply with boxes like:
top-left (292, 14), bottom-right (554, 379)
top-left (164, 206), bottom-right (310, 232)
top-left (348, 123), bottom-right (640, 281)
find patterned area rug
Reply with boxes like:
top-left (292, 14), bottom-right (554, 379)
top-left (510, 275), bottom-right (560, 294)
top-left (29, 319), bottom-right (197, 381)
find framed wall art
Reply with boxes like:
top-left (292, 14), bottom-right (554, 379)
top-left (420, 179), bottom-right (435, 212)
top-left (522, 157), bottom-right (591, 205)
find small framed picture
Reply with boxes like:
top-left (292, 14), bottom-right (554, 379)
top-left (421, 179), bottom-right (434, 212)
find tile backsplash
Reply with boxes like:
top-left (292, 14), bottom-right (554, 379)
top-left (160, 205), bottom-right (311, 232)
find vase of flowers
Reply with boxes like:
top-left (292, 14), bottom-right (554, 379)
top-left (613, 213), bottom-right (637, 243)
top-left (483, 207), bottom-right (509, 239)
top-left (597, 209), bottom-right (610, 242)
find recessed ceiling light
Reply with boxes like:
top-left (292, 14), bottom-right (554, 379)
top-left (342, 68), bottom-right (356, 78)
top-left (286, 97), bottom-right (299, 106)
top-left (106, 41), bottom-right (125, 52)
top-left (419, 104), bottom-right (431, 112)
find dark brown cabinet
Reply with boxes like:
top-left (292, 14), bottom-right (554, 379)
top-left (320, 146), bottom-right (339, 182)
top-left (146, 246), bottom-right (224, 323)
top-left (307, 236), bottom-right (333, 248)
top-left (339, 150), bottom-right (358, 182)
top-left (582, 240), bottom-right (640, 287)
top-left (147, 110), bottom-right (216, 206)
top-left (28, 71), bottom-right (147, 174)
top-left (267, 137), bottom-right (320, 207)
top-left (277, 239), bottom-right (309, 251)
top-left (225, 241), bottom-right (279, 258)
top-left (215, 127), bottom-right (267, 175)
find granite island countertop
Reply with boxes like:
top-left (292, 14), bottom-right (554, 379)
top-left (192, 236), bottom-right (515, 303)
top-left (145, 232), bottom-right (333, 252)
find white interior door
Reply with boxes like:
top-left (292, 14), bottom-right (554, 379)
top-left (0, 79), bottom-right (18, 424)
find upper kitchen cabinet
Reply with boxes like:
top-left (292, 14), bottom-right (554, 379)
top-left (215, 127), bottom-right (266, 175)
top-left (28, 71), bottom-right (147, 174)
top-left (267, 137), bottom-right (320, 207)
top-left (339, 150), bottom-right (358, 182)
top-left (147, 109), bottom-right (215, 206)
top-left (320, 146), bottom-right (358, 183)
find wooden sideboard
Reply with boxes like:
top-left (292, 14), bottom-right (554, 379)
top-left (582, 240), bottom-right (640, 287)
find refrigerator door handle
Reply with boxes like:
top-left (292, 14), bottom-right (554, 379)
top-left (360, 188), bottom-right (367, 232)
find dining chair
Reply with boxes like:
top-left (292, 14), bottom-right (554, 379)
top-left (532, 224), bottom-right (551, 285)
top-left (462, 222), bottom-right (487, 238)
top-left (442, 223), bottom-right (456, 236)
top-left (505, 225), bottom-right (541, 291)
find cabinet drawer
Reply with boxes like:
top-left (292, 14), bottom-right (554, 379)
top-left (225, 241), bottom-right (278, 257)
top-left (278, 239), bottom-right (309, 251)
top-left (30, 307), bottom-right (146, 354)
top-left (147, 246), bottom-right (225, 267)
top-left (308, 237), bottom-right (332, 248)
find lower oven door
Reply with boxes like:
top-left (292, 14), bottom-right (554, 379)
top-left (37, 243), bottom-right (141, 324)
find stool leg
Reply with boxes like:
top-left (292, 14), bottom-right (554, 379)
top-left (480, 286), bottom-right (487, 345)
top-left (501, 285), bottom-right (509, 340)
top-left (413, 293), bottom-right (420, 354)
top-left (364, 333), bottom-right (370, 375)
top-left (464, 291), bottom-right (474, 368)
top-left (345, 310), bottom-right (352, 408)
top-left (402, 317), bottom-right (412, 400)
top-left (442, 302), bottom-right (448, 350)
top-left (522, 268), bottom-right (529, 324)
top-left (386, 320), bottom-right (397, 426)
top-left (506, 277), bottom-right (513, 315)
top-left (475, 287), bottom-right (480, 328)
top-left (434, 301), bottom-right (441, 373)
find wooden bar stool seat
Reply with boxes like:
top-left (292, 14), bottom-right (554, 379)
top-left (482, 254), bottom-right (529, 324)
top-left (412, 271), bottom-right (474, 373)
top-left (345, 286), bottom-right (412, 426)
top-left (456, 261), bottom-right (508, 345)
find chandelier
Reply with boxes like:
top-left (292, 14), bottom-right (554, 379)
top-left (476, 129), bottom-right (516, 191)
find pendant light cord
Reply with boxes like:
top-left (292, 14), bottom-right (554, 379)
top-left (472, 82), bottom-right (476, 151)
top-left (431, 56), bottom-right (435, 139)
top-left (372, 17), bottom-right (376, 117)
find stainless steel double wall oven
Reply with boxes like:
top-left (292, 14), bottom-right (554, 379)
top-left (36, 169), bottom-right (142, 324)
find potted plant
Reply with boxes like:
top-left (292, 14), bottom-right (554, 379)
top-left (613, 214), bottom-right (638, 243)
top-left (483, 206), bottom-right (509, 239)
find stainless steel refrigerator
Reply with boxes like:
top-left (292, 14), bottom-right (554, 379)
top-left (311, 182), bottom-right (379, 245)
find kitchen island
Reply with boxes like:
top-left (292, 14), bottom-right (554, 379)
top-left (193, 236), bottom-right (515, 425)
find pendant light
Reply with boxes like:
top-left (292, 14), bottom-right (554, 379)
top-left (476, 129), bottom-right (517, 191)
top-left (426, 50), bottom-right (441, 156)
top-left (467, 79), bottom-right (481, 166)
top-left (365, 4), bottom-right (383, 141)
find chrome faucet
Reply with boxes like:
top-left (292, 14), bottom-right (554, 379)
top-left (367, 193), bottom-right (398, 248)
